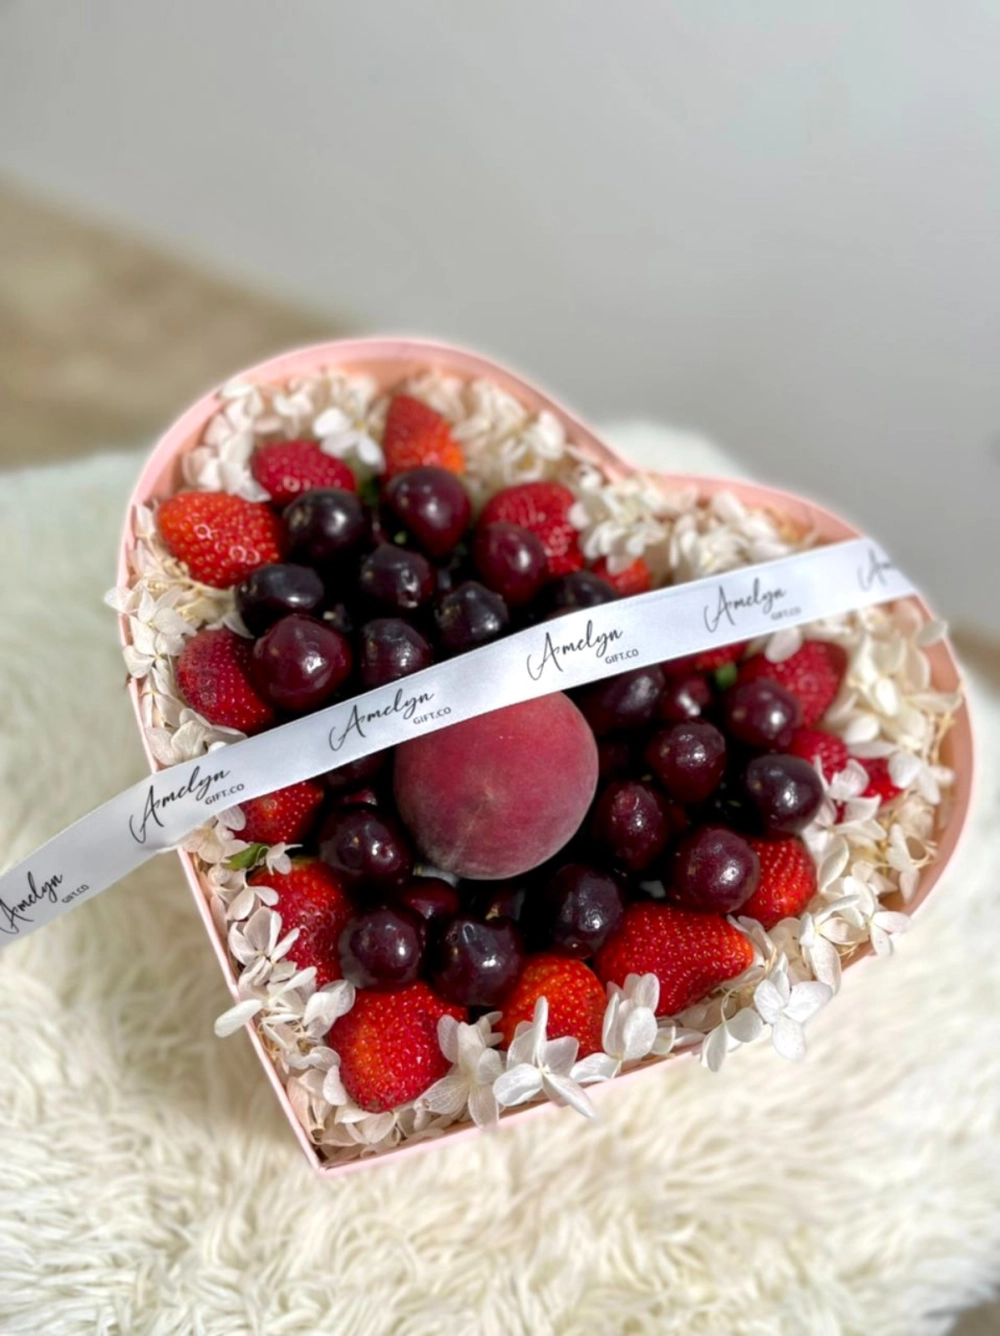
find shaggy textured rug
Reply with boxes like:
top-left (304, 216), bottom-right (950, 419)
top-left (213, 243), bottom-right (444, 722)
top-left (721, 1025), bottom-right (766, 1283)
top-left (0, 430), bottom-right (998, 1336)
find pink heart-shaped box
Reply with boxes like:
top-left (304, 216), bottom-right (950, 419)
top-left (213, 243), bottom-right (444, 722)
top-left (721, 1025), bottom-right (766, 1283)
top-left (117, 337), bottom-right (974, 1177)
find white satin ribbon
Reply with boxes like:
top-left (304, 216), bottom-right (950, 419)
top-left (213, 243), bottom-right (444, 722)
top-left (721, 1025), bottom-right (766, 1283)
top-left (0, 538), bottom-right (915, 945)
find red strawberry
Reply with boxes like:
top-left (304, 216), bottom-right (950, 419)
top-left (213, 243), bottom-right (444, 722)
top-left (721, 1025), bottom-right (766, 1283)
top-left (238, 779), bottom-right (325, 847)
top-left (592, 556), bottom-right (652, 596)
top-left (498, 954), bottom-right (606, 1056)
top-left (860, 758), bottom-right (903, 805)
top-left (382, 395), bottom-right (464, 478)
top-left (250, 439), bottom-right (357, 506)
top-left (741, 838), bottom-right (817, 929)
top-left (329, 981), bottom-right (465, 1112)
top-left (594, 903), bottom-right (754, 1016)
top-left (250, 859), bottom-right (354, 989)
top-left (739, 641), bottom-right (848, 726)
top-left (479, 481), bottom-right (584, 577)
top-left (788, 727), bottom-right (850, 778)
top-left (158, 490), bottom-right (283, 588)
top-left (175, 628), bottom-right (275, 733)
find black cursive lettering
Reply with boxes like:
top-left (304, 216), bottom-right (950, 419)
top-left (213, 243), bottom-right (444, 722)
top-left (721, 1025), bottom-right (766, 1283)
top-left (329, 687), bottom-right (435, 752)
top-left (858, 546), bottom-right (894, 592)
top-left (526, 619), bottom-right (625, 681)
top-left (703, 577), bottom-right (789, 634)
top-left (0, 869), bottom-right (64, 935)
top-left (128, 764), bottom-right (231, 844)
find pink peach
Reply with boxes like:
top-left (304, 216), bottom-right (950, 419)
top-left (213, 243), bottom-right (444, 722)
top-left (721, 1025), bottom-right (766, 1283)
top-left (393, 694), bottom-right (599, 880)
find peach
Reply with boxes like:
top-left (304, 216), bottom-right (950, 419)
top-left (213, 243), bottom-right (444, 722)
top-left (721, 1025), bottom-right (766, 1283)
top-left (393, 693), bottom-right (599, 880)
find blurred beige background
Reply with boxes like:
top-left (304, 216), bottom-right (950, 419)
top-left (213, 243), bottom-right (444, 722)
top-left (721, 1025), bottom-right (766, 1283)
top-left (0, 9), bottom-right (998, 1326)
top-left (2, 1), bottom-right (998, 640)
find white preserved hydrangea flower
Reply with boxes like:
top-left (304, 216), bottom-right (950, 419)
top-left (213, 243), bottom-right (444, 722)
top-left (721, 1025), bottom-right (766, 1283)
top-left (420, 1013), bottom-right (505, 1128)
top-left (753, 961), bottom-right (833, 1062)
top-left (493, 998), bottom-right (596, 1119)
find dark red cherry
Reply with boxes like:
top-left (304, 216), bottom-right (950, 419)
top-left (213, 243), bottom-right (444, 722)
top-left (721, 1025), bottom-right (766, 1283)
top-left (429, 916), bottom-right (524, 1007)
top-left (385, 467), bottom-right (472, 558)
top-left (669, 825), bottom-right (760, 913)
top-left (250, 614), bottom-right (352, 713)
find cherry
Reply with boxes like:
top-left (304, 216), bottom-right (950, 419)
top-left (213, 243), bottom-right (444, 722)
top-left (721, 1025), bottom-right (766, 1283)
top-left (545, 570), bottom-right (618, 614)
top-left (358, 543), bottom-right (435, 614)
top-left (656, 673), bottom-right (712, 723)
top-left (236, 563), bottom-right (325, 636)
top-left (322, 751), bottom-right (386, 793)
top-left (466, 882), bottom-right (528, 925)
top-left (472, 522), bottom-right (548, 606)
top-left (359, 618), bottom-right (434, 689)
top-left (435, 581), bottom-right (510, 654)
top-left (644, 722), bottom-right (727, 804)
top-left (429, 916), bottom-right (524, 1007)
top-left (392, 878), bottom-right (462, 924)
top-left (722, 679), bottom-right (801, 750)
top-left (597, 738), bottom-right (633, 782)
top-left (590, 780), bottom-right (672, 873)
top-left (338, 905), bottom-right (426, 990)
top-left (669, 825), bottom-right (760, 913)
top-left (250, 615), bottom-right (351, 713)
top-left (384, 467), bottom-right (472, 558)
top-left (284, 488), bottom-right (366, 568)
top-left (538, 863), bottom-right (625, 957)
top-left (576, 666), bottom-right (666, 736)
top-left (742, 754), bottom-right (824, 835)
top-left (319, 807), bottom-right (414, 891)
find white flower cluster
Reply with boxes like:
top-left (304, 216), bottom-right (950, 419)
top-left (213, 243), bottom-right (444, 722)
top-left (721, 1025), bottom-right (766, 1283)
top-left (112, 365), bottom-right (960, 1162)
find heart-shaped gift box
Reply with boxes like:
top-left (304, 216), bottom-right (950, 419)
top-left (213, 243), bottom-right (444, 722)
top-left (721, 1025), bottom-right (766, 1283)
top-left (116, 338), bottom-right (973, 1177)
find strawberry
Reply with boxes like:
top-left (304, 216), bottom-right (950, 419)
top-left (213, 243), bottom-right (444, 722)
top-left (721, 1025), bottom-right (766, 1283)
top-left (250, 859), bottom-right (354, 989)
top-left (479, 481), bottom-right (584, 577)
top-left (498, 954), bottom-right (606, 1056)
top-left (594, 903), bottom-right (754, 1016)
top-left (175, 628), bottom-right (275, 734)
top-left (788, 727), bottom-right (850, 778)
top-left (860, 757), bottom-right (903, 805)
top-left (329, 981), bottom-right (465, 1112)
top-left (382, 395), bottom-right (464, 478)
top-left (592, 556), bottom-right (652, 596)
top-left (741, 837), bottom-right (817, 929)
top-left (250, 439), bottom-right (356, 506)
top-left (738, 641), bottom-right (848, 726)
top-left (157, 490), bottom-right (283, 588)
top-left (238, 779), bottom-right (325, 847)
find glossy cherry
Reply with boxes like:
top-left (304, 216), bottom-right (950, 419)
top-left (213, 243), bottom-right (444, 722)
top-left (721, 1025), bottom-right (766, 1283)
top-left (669, 825), bottom-right (760, 913)
top-left (236, 562), bottom-right (325, 636)
top-left (722, 679), bottom-right (802, 750)
top-left (644, 721), bottom-right (727, 804)
top-left (742, 754), bottom-right (824, 834)
top-left (319, 807), bottom-right (414, 890)
top-left (434, 581), bottom-right (510, 654)
top-left (338, 905), bottom-right (426, 990)
top-left (472, 522), bottom-right (549, 606)
top-left (249, 614), bottom-right (352, 713)
top-left (284, 488), bottom-right (367, 567)
top-left (429, 916), bottom-right (524, 1007)
top-left (358, 543), bottom-right (435, 614)
top-left (359, 618), bottom-right (434, 688)
top-left (384, 466), bottom-right (472, 558)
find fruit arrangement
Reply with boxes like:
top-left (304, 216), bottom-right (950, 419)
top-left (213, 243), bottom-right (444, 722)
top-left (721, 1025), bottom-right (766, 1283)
top-left (112, 362), bottom-right (963, 1165)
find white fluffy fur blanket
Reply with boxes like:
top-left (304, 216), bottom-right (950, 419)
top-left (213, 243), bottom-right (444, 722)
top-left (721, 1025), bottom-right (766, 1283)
top-left (0, 430), bottom-right (997, 1336)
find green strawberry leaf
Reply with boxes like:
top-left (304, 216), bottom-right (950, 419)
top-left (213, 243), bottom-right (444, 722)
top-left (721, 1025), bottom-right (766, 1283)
top-left (227, 842), bottom-right (270, 872)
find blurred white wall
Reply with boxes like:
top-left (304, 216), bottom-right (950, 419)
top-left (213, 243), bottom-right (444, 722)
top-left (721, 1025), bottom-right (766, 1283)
top-left (1, 0), bottom-right (997, 631)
